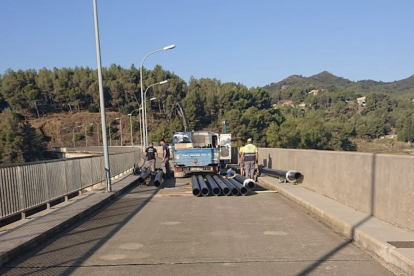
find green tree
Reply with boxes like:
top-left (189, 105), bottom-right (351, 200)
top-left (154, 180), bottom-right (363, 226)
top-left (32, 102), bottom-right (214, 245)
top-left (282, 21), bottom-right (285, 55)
top-left (401, 116), bottom-right (414, 143)
top-left (0, 109), bottom-right (46, 164)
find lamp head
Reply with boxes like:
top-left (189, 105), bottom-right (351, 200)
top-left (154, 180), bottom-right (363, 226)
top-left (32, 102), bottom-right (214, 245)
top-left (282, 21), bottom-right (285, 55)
top-left (163, 44), bottom-right (175, 50)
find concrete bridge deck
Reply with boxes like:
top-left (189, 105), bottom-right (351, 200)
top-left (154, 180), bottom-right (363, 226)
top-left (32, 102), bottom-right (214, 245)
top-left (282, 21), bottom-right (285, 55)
top-left (0, 171), bottom-right (406, 276)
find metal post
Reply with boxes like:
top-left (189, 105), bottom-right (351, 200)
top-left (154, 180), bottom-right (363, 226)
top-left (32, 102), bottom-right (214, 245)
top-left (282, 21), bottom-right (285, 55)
top-left (97, 123), bottom-right (100, 146)
top-left (129, 114), bottom-right (133, 146)
top-left (72, 128), bottom-right (75, 147)
top-left (93, 0), bottom-right (111, 192)
top-left (144, 85), bottom-right (164, 149)
top-left (139, 108), bottom-right (143, 150)
top-left (140, 45), bottom-right (175, 149)
top-left (120, 117), bottom-right (123, 146)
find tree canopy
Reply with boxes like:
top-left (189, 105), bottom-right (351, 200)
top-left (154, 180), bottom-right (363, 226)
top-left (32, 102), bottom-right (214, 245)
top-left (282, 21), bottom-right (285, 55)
top-left (2, 65), bottom-right (414, 164)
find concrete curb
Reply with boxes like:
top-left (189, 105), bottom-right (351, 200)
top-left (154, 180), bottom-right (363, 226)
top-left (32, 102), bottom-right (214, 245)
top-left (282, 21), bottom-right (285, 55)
top-left (0, 175), bottom-right (140, 268)
top-left (259, 177), bottom-right (414, 276)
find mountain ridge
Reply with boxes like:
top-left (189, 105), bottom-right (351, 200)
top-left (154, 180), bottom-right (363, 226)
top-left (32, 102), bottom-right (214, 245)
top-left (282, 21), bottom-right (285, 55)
top-left (263, 71), bottom-right (414, 94)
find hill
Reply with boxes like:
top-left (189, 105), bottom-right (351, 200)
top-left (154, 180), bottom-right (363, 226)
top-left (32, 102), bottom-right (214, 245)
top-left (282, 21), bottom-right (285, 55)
top-left (264, 71), bottom-right (414, 95)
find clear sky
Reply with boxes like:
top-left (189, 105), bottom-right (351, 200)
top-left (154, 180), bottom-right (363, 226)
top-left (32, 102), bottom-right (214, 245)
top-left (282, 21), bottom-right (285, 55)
top-left (0, 0), bottom-right (413, 88)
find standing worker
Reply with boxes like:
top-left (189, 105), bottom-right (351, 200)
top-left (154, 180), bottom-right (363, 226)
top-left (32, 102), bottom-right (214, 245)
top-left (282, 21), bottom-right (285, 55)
top-left (241, 138), bottom-right (258, 179)
top-left (143, 142), bottom-right (158, 173)
top-left (239, 144), bottom-right (245, 176)
top-left (159, 138), bottom-right (170, 178)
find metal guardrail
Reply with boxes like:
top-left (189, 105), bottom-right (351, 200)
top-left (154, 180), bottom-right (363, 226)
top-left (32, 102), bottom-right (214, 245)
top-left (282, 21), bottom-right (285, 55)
top-left (0, 150), bottom-right (141, 221)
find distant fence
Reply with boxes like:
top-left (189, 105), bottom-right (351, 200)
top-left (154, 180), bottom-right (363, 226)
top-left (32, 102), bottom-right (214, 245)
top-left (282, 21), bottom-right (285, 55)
top-left (0, 150), bottom-right (142, 221)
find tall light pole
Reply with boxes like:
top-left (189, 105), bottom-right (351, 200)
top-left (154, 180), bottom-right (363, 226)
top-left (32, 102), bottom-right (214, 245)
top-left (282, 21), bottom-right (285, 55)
top-left (128, 97), bottom-right (156, 148)
top-left (72, 125), bottom-right (81, 147)
top-left (115, 117), bottom-right (122, 146)
top-left (140, 44), bottom-right (175, 149)
top-left (128, 113), bottom-right (134, 146)
top-left (60, 127), bottom-right (67, 147)
top-left (85, 123), bottom-right (93, 147)
top-left (128, 108), bottom-right (142, 147)
top-left (93, 0), bottom-right (111, 192)
top-left (97, 123), bottom-right (100, 146)
top-left (143, 81), bottom-right (167, 148)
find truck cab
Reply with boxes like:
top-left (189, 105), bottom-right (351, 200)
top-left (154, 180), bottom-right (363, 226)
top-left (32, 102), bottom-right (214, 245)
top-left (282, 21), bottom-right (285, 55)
top-left (171, 131), bottom-right (231, 178)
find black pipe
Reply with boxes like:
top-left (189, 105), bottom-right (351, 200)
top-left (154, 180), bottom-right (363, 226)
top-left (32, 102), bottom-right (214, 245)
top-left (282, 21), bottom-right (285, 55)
top-left (261, 167), bottom-right (302, 183)
top-left (197, 175), bottom-right (210, 196)
top-left (218, 175), bottom-right (240, 196)
top-left (205, 174), bottom-right (221, 196)
top-left (191, 175), bottom-right (201, 196)
top-left (138, 170), bottom-right (152, 184)
top-left (154, 170), bottom-right (164, 187)
top-left (234, 174), bottom-right (256, 190)
top-left (228, 178), bottom-right (248, 195)
top-left (227, 164), bottom-right (240, 173)
top-left (213, 175), bottom-right (231, 196)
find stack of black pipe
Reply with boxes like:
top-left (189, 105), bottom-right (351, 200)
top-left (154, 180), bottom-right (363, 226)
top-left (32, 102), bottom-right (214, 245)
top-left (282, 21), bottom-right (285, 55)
top-left (137, 170), bottom-right (164, 187)
top-left (190, 173), bottom-right (256, 197)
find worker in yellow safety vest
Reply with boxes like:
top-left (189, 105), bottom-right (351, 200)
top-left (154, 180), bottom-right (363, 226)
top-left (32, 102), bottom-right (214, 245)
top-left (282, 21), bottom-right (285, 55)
top-left (241, 138), bottom-right (258, 179)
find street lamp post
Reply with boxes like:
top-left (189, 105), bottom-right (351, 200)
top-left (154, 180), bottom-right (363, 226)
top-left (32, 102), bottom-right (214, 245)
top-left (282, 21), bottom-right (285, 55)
top-left (97, 123), bottom-right (100, 146)
top-left (128, 113), bottom-right (134, 146)
top-left (128, 109), bottom-right (141, 148)
top-left (86, 123), bottom-right (93, 147)
top-left (72, 125), bottom-right (81, 147)
top-left (140, 44), bottom-right (175, 149)
top-left (115, 117), bottom-right (122, 146)
top-left (128, 97), bottom-right (156, 149)
top-left (60, 127), bottom-right (67, 147)
top-left (143, 81), bottom-right (167, 149)
top-left (93, 0), bottom-right (111, 192)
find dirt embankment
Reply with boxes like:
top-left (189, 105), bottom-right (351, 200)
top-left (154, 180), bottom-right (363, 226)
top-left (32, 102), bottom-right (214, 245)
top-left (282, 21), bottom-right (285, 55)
top-left (30, 111), bottom-right (139, 149)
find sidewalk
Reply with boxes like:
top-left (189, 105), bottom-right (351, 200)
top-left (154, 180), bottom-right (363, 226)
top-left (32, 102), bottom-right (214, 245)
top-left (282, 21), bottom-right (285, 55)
top-left (0, 173), bottom-right (140, 267)
top-left (259, 176), bottom-right (414, 276)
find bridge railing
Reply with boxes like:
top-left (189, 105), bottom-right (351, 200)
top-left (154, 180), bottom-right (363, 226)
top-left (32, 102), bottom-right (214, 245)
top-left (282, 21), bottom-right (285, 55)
top-left (0, 150), bottom-right (141, 221)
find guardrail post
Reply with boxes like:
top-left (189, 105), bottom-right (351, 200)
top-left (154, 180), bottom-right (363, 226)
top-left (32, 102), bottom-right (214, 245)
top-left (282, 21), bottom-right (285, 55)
top-left (16, 166), bottom-right (26, 219)
top-left (90, 158), bottom-right (95, 191)
top-left (42, 164), bottom-right (51, 209)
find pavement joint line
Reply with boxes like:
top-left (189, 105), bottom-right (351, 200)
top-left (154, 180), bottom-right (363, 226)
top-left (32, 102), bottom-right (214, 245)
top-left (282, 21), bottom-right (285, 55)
top-left (2, 258), bottom-right (373, 268)
top-left (258, 176), bottom-right (414, 276)
top-left (0, 172), bottom-right (141, 268)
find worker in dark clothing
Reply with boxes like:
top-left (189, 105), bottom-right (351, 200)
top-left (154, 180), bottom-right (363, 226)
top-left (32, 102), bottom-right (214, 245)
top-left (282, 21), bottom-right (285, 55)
top-left (159, 139), bottom-right (170, 177)
top-left (143, 142), bottom-right (158, 173)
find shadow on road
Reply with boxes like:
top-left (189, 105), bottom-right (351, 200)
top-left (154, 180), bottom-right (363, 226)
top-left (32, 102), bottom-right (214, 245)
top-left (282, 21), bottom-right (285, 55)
top-left (0, 181), bottom-right (160, 276)
top-left (295, 154), bottom-right (378, 276)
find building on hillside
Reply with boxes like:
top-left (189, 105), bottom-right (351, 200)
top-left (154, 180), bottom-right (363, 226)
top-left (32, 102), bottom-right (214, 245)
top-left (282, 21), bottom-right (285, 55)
top-left (309, 89), bottom-right (319, 96)
top-left (357, 96), bottom-right (366, 106)
top-left (281, 100), bottom-right (294, 107)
